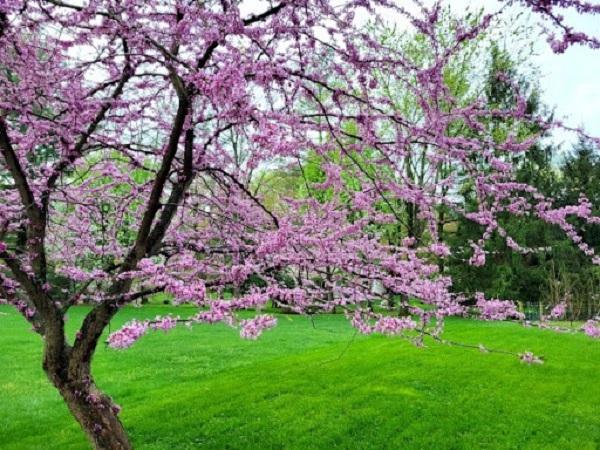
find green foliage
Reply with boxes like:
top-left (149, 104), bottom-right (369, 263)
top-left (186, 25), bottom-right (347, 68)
top-left (247, 11), bottom-right (600, 314)
top-left (445, 42), bottom-right (566, 306)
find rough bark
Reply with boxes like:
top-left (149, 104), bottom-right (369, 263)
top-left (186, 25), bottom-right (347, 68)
top-left (58, 380), bottom-right (130, 450)
top-left (45, 354), bottom-right (131, 450)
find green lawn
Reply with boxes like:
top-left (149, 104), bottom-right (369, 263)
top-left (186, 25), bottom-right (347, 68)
top-left (0, 305), bottom-right (599, 450)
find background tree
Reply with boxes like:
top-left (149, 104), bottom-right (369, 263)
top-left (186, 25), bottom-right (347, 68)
top-left (544, 138), bottom-right (600, 319)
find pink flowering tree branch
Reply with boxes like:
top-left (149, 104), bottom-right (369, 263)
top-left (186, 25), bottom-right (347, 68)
top-left (508, 0), bottom-right (600, 53)
top-left (0, 1), bottom-right (599, 449)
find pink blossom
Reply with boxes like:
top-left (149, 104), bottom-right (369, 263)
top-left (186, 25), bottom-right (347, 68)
top-left (469, 245), bottom-right (486, 267)
top-left (350, 311), bottom-right (374, 335)
top-left (475, 293), bottom-right (524, 321)
top-left (374, 316), bottom-right (417, 335)
top-left (239, 315), bottom-right (277, 340)
top-left (582, 320), bottom-right (600, 338)
top-left (519, 352), bottom-right (544, 365)
top-left (150, 315), bottom-right (179, 332)
top-left (107, 321), bottom-right (149, 349)
top-left (549, 302), bottom-right (567, 320)
top-left (429, 243), bottom-right (450, 257)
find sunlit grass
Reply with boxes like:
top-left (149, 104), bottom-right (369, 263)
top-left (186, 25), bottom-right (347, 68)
top-left (0, 305), bottom-right (599, 449)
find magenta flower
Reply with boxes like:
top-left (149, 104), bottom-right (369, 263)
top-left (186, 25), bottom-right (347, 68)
top-left (239, 315), bottom-right (278, 340)
top-left (107, 321), bottom-right (149, 349)
top-left (582, 320), bottom-right (600, 339)
top-left (150, 315), bottom-right (179, 332)
top-left (475, 293), bottom-right (524, 321)
top-left (549, 302), bottom-right (567, 320)
top-left (373, 316), bottom-right (417, 335)
top-left (519, 352), bottom-right (544, 365)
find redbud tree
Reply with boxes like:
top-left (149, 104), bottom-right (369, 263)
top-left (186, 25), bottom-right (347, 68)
top-left (0, 1), bottom-right (598, 449)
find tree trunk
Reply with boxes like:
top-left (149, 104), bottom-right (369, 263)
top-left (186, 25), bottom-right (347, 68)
top-left (45, 364), bottom-right (132, 450)
top-left (398, 293), bottom-right (410, 317)
top-left (60, 380), bottom-right (131, 449)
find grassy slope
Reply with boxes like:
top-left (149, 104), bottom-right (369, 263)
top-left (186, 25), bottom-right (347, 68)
top-left (0, 305), bottom-right (599, 450)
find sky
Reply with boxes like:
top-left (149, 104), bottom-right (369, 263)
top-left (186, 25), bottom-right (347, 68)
top-left (445, 0), bottom-right (600, 148)
top-left (343, 0), bottom-right (599, 147)
top-left (61, 0), bottom-right (600, 149)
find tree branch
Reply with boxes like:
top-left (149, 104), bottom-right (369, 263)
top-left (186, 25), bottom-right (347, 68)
top-left (243, 3), bottom-right (286, 25)
top-left (206, 167), bottom-right (280, 228)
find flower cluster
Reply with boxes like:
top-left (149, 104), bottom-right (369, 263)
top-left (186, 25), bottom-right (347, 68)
top-left (582, 320), bottom-right (600, 339)
top-left (13, 300), bottom-right (36, 319)
top-left (239, 315), bottom-right (278, 340)
top-left (549, 302), bottom-right (567, 320)
top-left (510, 1), bottom-right (600, 54)
top-left (519, 352), bottom-right (544, 365)
top-left (150, 315), bottom-right (179, 332)
top-left (373, 316), bottom-right (417, 335)
top-left (107, 321), bottom-right (149, 349)
top-left (475, 293), bottom-right (524, 321)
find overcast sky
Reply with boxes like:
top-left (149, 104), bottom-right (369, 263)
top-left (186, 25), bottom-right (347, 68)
top-left (246, 0), bottom-right (598, 147)
top-left (446, 0), bottom-right (600, 148)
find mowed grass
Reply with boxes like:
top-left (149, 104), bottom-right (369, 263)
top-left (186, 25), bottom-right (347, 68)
top-left (0, 305), bottom-right (599, 450)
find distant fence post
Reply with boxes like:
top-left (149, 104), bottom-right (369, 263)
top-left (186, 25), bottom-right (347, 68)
top-left (517, 301), bottom-right (524, 319)
top-left (524, 302), bottom-right (540, 321)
